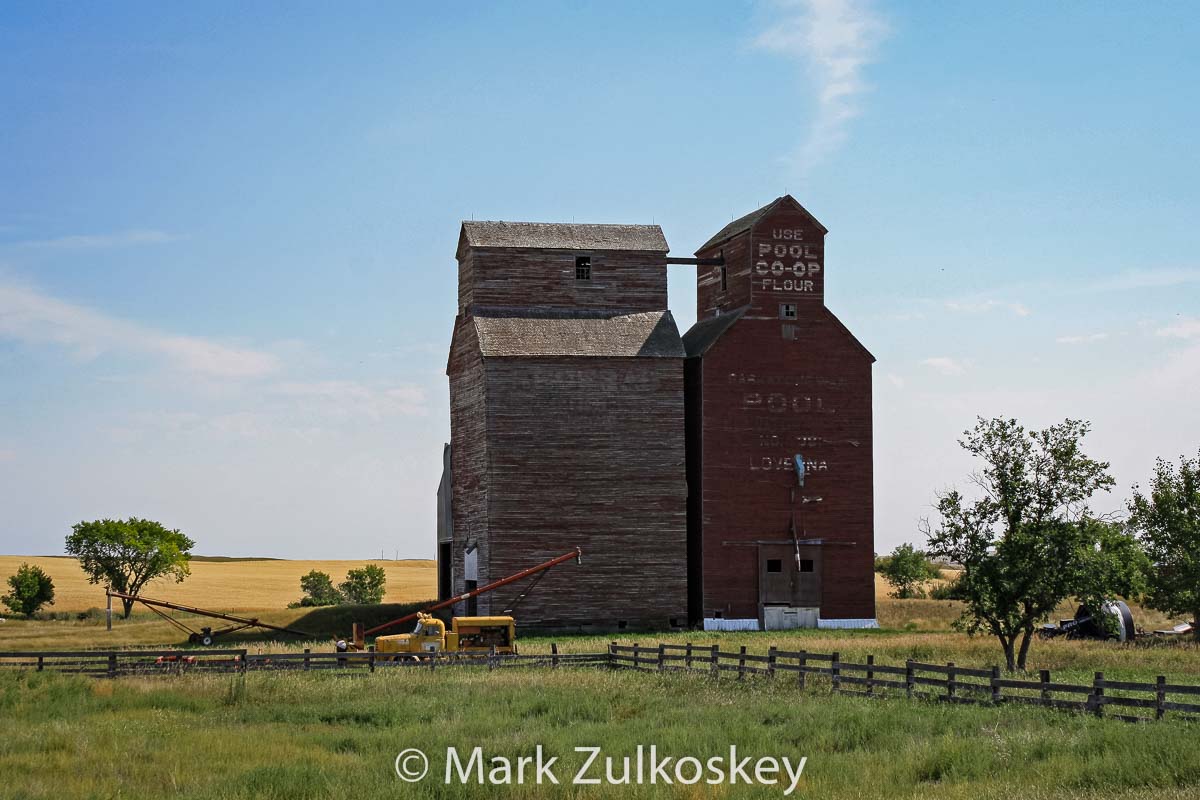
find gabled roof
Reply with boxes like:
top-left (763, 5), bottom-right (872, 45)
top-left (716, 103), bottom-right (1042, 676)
top-left (682, 306), bottom-right (747, 357)
top-left (696, 195), bottom-right (827, 254)
top-left (459, 221), bottom-right (668, 253)
top-left (681, 305), bottom-right (875, 363)
top-left (473, 310), bottom-right (684, 358)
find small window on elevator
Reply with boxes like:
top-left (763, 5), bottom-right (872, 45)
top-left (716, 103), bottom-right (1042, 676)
top-left (780, 303), bottom-right (798, 320)
top-left (766, 559), bottom-right (783, 573)
top-left (799, 559), bottom-right (815, 573)
top-left (575, 255), bottom-right (591, 281)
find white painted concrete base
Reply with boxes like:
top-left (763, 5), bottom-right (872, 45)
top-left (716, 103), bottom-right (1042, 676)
top-left (703, 618), bottom-right (760, 632)
top-left (817, 618), bottom-right (880, 629)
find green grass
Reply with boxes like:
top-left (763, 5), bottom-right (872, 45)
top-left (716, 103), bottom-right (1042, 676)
top-left (0, 667), bottom-right (1198, 799)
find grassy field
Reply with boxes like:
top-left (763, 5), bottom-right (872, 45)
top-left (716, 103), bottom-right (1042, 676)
top-left (1, 667), bottom-right (1198, 799)
top-left (0, 555), bottom-right (436, 611)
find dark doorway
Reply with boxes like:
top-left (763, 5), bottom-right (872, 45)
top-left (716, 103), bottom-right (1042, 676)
top-left (438, 542), bottom-right (452, 601)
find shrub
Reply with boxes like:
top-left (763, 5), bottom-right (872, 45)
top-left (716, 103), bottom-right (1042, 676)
top-left (2, 563), bottom-right (56, 617)
top-left (340, 565), bottom-right (386, 605)
top-left (297, 570), bottom-right (343, 607)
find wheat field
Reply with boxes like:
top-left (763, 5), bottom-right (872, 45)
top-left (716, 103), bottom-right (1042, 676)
top-left (0, 555), bottom-right (436, 612)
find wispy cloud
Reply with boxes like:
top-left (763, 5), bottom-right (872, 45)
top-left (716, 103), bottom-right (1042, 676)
top-left (886, 373), bottom-right (905, 389)
top-left (274, 380), bottom-right (428, 419)
top-left (1156, 317), bottom-right (1200, 340)
top-left (0, 281), bottom-right (279, 378)
top-left (754, 0), bottom-right (887, 172)
top-left (11, 229), bottom-right (184, 250)
top-left (1088, 268), bottom-right (1200, 293)
top-left (1056, 332), bottom-right (1109, 345)
top-left (945, 299), bottom-right (1031, 317)
top-left (920, 356), bottom-right (970, 376)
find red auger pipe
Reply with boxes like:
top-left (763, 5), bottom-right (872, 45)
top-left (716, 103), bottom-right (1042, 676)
top-left (363, 547), bottom-right (581, 637)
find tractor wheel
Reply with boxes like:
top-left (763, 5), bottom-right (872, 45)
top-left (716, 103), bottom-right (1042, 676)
top-left (188, 633), bottom-right (200, 644)
top-left (200, 635), bottom-right (214, 647)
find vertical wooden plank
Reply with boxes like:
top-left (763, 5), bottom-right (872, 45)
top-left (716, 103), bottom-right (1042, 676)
top-left (1092, 672), bottom-right (1105, 718)
top-left (767, 646), bottom-right (777, 679)
top-left (737, 645), bottom-right (747, 680)
top-left (831, 651), bottom-right (841, 692)
top-left (685, 642), bottom-right (693, 670)
top-left (489, 645), bottom-right (497, 672)
top-left (990, 666), bottom-right (1001, 705)
top-left (865, 654), bottom-right (874, 696)
top-left (657, 644), bottom-right (666, 671)
top-left (905, 659), bottom-right (914, 699)
top-left (610, 641), bottom-right (617, 669)
top-left (1040, 669), bottom-right (1051, 708)
top-left (1156, 675), bottom-right (1166, 721)
top-left (108, 653), bottom-right (117, 678)
top-left (798, 650), bottom-right (807, 689)
top-left (303, 648), bottom-right (310, 671)
top-left (633, 643), bottom-right (640, 670)
top-left (709, 644), bottom-right (719, 676)
top-left (37, 655), bottom-right (43, 672)
top-left (947, 662), bottom-right (957, 702)
top-left (551, 642), bottom-right (559, 669)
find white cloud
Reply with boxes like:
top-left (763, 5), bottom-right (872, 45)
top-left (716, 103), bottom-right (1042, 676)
top-left (754, 0), bottom-right (887, 171)
top-left (1156, 317), bottom-right (1200, 340)
top-left (920, 356), bottom-right (970, 376)
top-left (1056, 332), bottom-right (1109, 345)
top-left (274, 380), bottom-right (428, 419)
top-left (886, 373), bottom-right (905, 388)
top-left (12, 229), bottom-right (184, 250)
top-left (1089, 268), bottom-right (1200, 293)
top-left (0, 281), bottom-right (279, 378)
top-left (945, 299), bottom-right (1031, 317)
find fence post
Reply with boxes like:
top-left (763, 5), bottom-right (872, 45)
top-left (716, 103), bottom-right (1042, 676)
top-left (947, 662), bottom-right (957, 702)
top-left (1092, 672), bottom-right (1105, 718)
top-left (633, 643), bottom-right (640, 670)
top-left (737, 646), bottom-right (747, 681)
top-left (709, 644), bottom-right (719, 676)
top-left (1039, 669), bottom-right (1051, 708)
top-left (609, 642), bottom-right (617, 669)
top-left (551, 643), bottom-right (559, 669)
top-left (37, 654), bottom-right (44, 672)
top-left (489, 645), bottom-right (497, 672)
top-left (767, 646), bottom-right (777, 679)
top-left (108, 653), bottom-right (117, 678)
top-left (657, 643), bottom-right (665, 671)
top-left (831, 652), bottom-right (841, 692)
top-left (240, 649), bottom-right (249, 675)
top-left (866, 654), bottom-right (875, 696)
top-left (905, 659), bottom-right (914, 699)
top-left (1156, 675), bottom-right (1166, 721)
top-left (685, 642), bottom-right (693, 670)
top-left (368, 648), bottom-right (375, 674)
top-left (798, 650), bottom-right (807, 690)
top-left (303, 648), bottom-right (310, 671)
top-left (990, 666), bottom-right (1001, 705)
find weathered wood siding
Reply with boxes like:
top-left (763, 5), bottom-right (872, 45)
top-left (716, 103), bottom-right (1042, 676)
top-left (688, 201), bottom-right (875, 624)
top-left (447, 315), bottom-right (490, 606)
top-left (460, 248), bottom-right (668, 314)
top-left (480, 356), bottom-right (688, 630)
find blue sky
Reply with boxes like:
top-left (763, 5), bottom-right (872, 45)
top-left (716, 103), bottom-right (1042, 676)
top-left (1, 2), bottom-right (1197, 558)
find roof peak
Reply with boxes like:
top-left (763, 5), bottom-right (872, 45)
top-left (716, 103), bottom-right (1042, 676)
top-left (696, 195), bottom-right (827, 254)
top-left (459, 220), bottom-right (668, 253)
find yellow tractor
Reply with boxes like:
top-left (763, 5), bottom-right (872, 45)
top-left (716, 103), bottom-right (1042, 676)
top-left (374, 612), bottom-right (516, 655)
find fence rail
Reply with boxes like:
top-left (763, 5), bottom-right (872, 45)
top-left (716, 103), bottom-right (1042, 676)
top-left (607, 641), bottom-right (1200, 724)
top-left (3, 641), bottom-right (1198, 724)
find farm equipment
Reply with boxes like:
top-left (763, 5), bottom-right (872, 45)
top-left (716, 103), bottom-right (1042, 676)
top-left (341, 547), bottom-right (581, 652)
top-left (1038, 600), bottom-right (1137, 642)
top-left (107, 589), bottom-right (313, 645)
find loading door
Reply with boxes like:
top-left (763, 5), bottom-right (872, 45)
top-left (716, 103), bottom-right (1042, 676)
top-left (758, 544), bottom-right (822, 607)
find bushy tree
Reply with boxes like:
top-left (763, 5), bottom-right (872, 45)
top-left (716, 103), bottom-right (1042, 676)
top-left (924, 417), bottom-right (1145, 670)
top-left (297, 570), bottom-right (343, 607)
top-left (1128, 450), bottom-right (1200, 640)
top-left (340, 564), bottom-right (387, 605)
top-left (2, 563), bottom-right (56, 617)
top-left (66, 518), bottom-right (194, 618)
top-left (881, 543), bottom-right (933, 598)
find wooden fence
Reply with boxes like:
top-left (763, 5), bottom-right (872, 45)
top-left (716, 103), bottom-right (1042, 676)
top-left (608, 642), bottom-right (1200, 723)
top-left (3, 642), bottom-right (1198, 724)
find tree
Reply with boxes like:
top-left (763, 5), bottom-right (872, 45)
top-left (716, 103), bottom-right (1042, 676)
top-left (880, 543), bottom-right (933, 598)
top-left (1128, 450), bottom-right (1200, 641)
top-left (2, 563), bottom-right (56, 617)
top-left (65, 518), bottom-right (194, 618)
top-left (923, 417), bottom-right (1144, 671)
top-left (298, 570), bottom-right (343, 607)
top-left (340, 564), bottom-right (386, 605)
